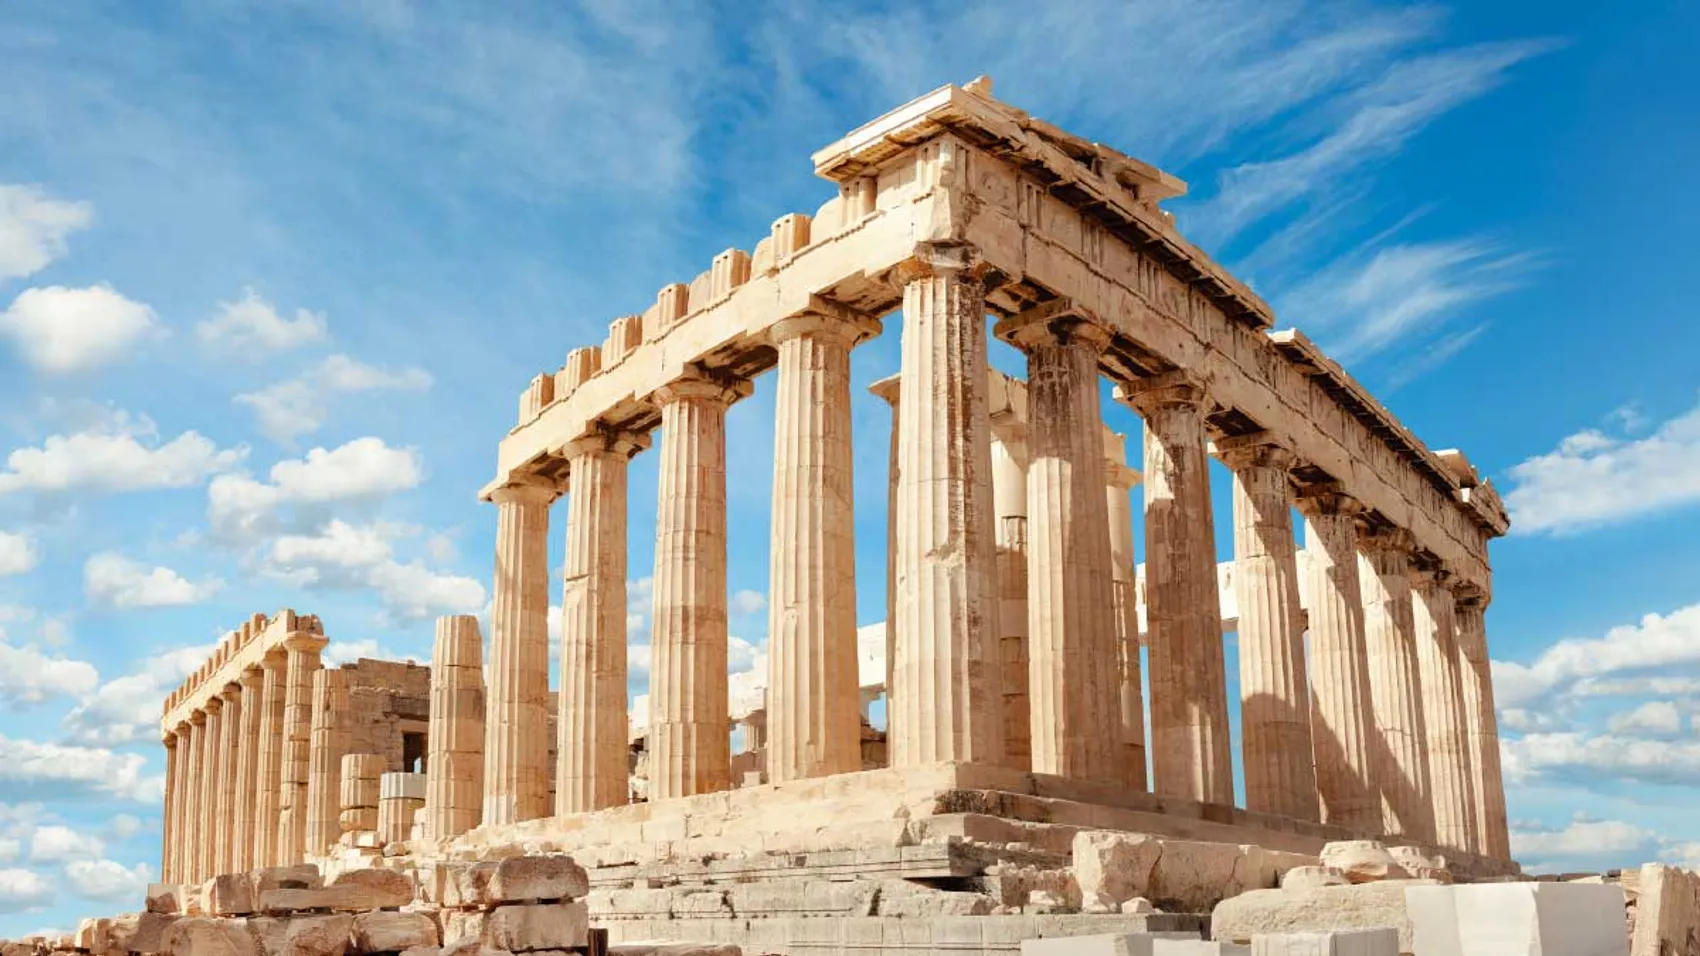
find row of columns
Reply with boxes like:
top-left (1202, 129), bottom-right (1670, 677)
top-left (161, 630), bottom-right (327, 884)
top-left (478, 240), bottom-right (1508, 859)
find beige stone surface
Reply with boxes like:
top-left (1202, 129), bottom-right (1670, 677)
top-left (1316, 843), bottom-right (1408, 885)
top-left (1410, 572), bottom-right (1478, 854)
top-left (1072, 831), bottom-right (1162, 907)
top-left (377, 772), bottom-right (425, 844)
top-left (487, 855), bottom-right (590, 904)
top-left (1280, 867), bottom-right (1350, 892)
top-left (204, 873), bottom-right (254, 917)
top-left (428, 616), bottom-right (485, 840)
top-left (869, 375), bottom-right (902, 747)
top-left (1213, 881), bottom-right (1438, 953)
top-left (164, 729), bottom-right (185, 883)
top-left (1452, 592), bottom-right (1510, 860)
top-left (352, 912), bottom-right (437, 953)
top-left (1250, 928), bottom-right (1397, 955)
top-left (306, 668), bottom-right (350, 860)
top-left (1357, 534), bottom-right (1433, 844)
top-left (1630, 863), bottom-right (1700, 956)
top-left (990, 429), bottom-right (1032, 771)
top-left (483, 902), bottom-right (591, 951)
top-left (1104, 438), bottom-right (1148, 792)
top-left (254, 651), bottom-right (287, 869)
top-left (484, 480), bottom-right (558, 826)
top-left (278, 631), bottom-right (328, 866)
top-left (232, 667), bottom-right (263, 874)
top-left (160, 917), bottom-right (257, 956)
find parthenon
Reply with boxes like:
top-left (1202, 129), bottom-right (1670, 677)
top-left (146, 78), bottom-right (1539, 953)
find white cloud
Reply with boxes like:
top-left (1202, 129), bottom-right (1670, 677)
top-left (0, 735), bottom-right (161, 802)
top-left (61, 644), bottom-right (211, 746)
top-left (1607, 700), bottom-right (1686, 738)
top-left (731, 589), bottom-right (766, 616)
top-left (27, 826), bottom-right (104, 863)
top-left (235, 354), bottom-right (433, 443)
top-left (0, 408), bottom-right (246, 495)
top-left (107, 814), bottom-right (142, 841)
top-left (0, 532), bottom-right (38, 576)
top-left (196, 287), bottom-right (328, 354)
top-left (0, 868), bottom-right (52, 912)
top-left (260, 519), bottom-right (485, 621)
top-left (0, 638), bottom-right (99, 706)
top-left (1501, 731), bottom-right (1700, 790)
top-left (0, 184), bottom-right (92, 282)
top-left (0, 284), bottom-right (162, 373)
top-left (1506, 397), bottom-right (1700, 535)
top-left (64, 859), bottom-right (151, 902)
top-left (1510, 814), bottom-right (1658, 873)
top-left (1493, 602), bottom-right (1700, 709)
top-left (83, 552), bottom-right (223, 609)
top-left (207, 437), bottom-right (423, 539)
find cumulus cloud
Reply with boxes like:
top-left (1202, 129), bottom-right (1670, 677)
top-left (61, 644), bottom-right (210, 746)
top-left (64, 859), bottom-right (151, 902)
top-left (207, 437), bottom-right (423, 540)
top-left (27, 826), bottom-right (104, 863)
top-left (195, 288), bottom-right (328, 355)
top-left (0, 284), bottom-right (162, 373)
top-left (83, 553), bottom-right (223, 609)
top-left (0, 184), bottom-right (92, 282)
top-left (1510, 814), bottom-right (1659, 873)
top-left (731, 589), bottom-right (766, 616)
top-left (1493, 602), bottom-right (1700, 709)
top-left (1607, 700), bottom-right (1686, 738)
top-left (1501, 731), bottom-right (1700, 790)
top-left (0, 637), bottom-right (99, 706)
top-left (1506, 397), bottom-right (1700, 535)
top-left (260, 519), bottom-right (484, 621)
top-left (0, 735), bottom-right (161, 802)
top-left (0, 532), bottom-right (38, 576)
top-left (0, 868), bottom-right (52, 912)
top-left (0, 407), bottom-right (245, 495)
top-left (236, 354), bottom-right (433, 443)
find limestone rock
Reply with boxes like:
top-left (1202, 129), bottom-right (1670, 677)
top-left (1123, 897), bottom-right (1157, 915)
top-left (1212, 880), bottom-right (1439, 953)
top-left (74, 918), bottom-right (110, 953)
top-left (1385, 847), bottom-right (1452, 884)
top-left (1073, 831), bottom-right (1162, 905)
top-left (606, 945), bottom-right (741, 956)
top-left (1282, 867), bottom-right (1350, 892)
top-left (132, 913), bottom-right (178, 954)
top-left (251, 866), bottom-right (323, 896)
top-left (1317, 842), bottom-right (1409, 885)
top-left (1408, 883), bottom-right (1628, 956)
top-left (670, 891), bottom-right (730, 918)
top-left (1026, 889), bottom-right (1070, 914)
top-left (148, 885), bottom-right (186, 916)
top-left (281, 915), bottom-right (354, 956)
top-left (161, 918), bottom-right (259, 956)
top-left (326, 869), bottom-right (414, 908)
top-left (482, 902), bottom-right (590, 952)
top-left (874, 880), bottom-right (995, 917)
top-left (1150, 842), bottom-right (1290, 912)
top-left (1250, 928), bottom-right (1398, 955)
top-left (1631, 863), bottom-right (1700, 956)
top-left (205, 874), bottom-right (255, 917)
top-left (440, 911), bottom-right (486, 947)
top-left (485, 856), bottom-right (588, 904)
top-left (353, 912), bottom-right (438, 953)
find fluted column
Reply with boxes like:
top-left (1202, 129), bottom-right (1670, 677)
top-left (1455, 588), bottom-right (1510, 859)
top-left (429, 616), bottom-right (486, 840)
top-left (890, 243), bottom-right (1003, 766)
top-left (253, 650), bottom-right (287, 867)
top-left (1105, 442), bottom-right (1148, 791)
top-left (558, 431), bottom-right (647, 813)
top-left (868, 375), bottom-right (901, 735)
top-left (649, 372), bottom-right (749, 800)
top-left (483, 477), bottom-right (558, 826)
top-left (767, 311), bottom-right (877, 783)
top-left (305, 667), bottom-right (350, 858)
top-left (161, 732), bottom-right (180, 882)
top-left (1219, 435), bottom-right (1318, 822)
top-left (184, 713), bottom-right (206, 882)
top-left (198, 697), bottom-right (224, 879)
top-left (1000, 310), bottom-right (1119, 781)
top-left (1119, 375), bottom-right (1233, 804)
top-left (214, 682), bottom-right (242, 874)
top-left (1358, 530), bottom-right (1434, 842)
top-left (990, 430), bottom-right (1031, 771)
top-left (231, 667), bottom-right (262, 871)
top-left (1296, 489), bottom-right (1380, 833)
top-left (277, 630), bottom-right (327, 864)
top-left (1413, 567), bottom-right (1478, 853)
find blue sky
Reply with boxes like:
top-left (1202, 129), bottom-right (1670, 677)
top-left (1, 0), bottom-right (1697, 934)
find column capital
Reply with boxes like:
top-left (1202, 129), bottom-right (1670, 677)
top-left (653, 369), bottom-right (751, 409)
top-left (1358, 525), bottom-right (1416, 556)
top-left (175, 720), bottom-right (192, 737)
top-left (487, 474), bottom-right (562, 507)
top-left (163, 730), bottom-right (179, 748)
top-left (561, 428), bottom-right (650, 462)
top-left (1451, 580), bottom-right (1489, 608)
top-left (219, 681), bottom-right (243, 703)
top-left (283, 631), bottom-right (329, 655)
top-left (993, 299), bottom-right (1111, 354)
top-left (1113, 369), bottom-right (1211, 415)
top-left (1407, 560), bottom-right (1454, 591)
top-left (1105, 460), bottom-right (1141, 490)
top-left (239, 664), bottom-right (264, 688)
top-left (770, 298), bottom-right (882, 348)
top-left (1213, 430), bottom-right (1295, 473)
top-left (189, 709), bottom-right (207, 726)
top-left (1294, 482), bottom-right (1365, 519)
top-left (867, 374), bottom-right (900, 407)
top-left (204, 697), bottom-right (224, 716)
top-left (900, 240), bottom-right (985, 282)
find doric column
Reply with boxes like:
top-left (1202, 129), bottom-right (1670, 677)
top-left (231, 667), bottom-right (262, 872)
top-left (198, 697), bottom-right (223, 879)
top-left (1454, 587), bottom-right (1510, 859)
top-left (558, 431), bottom-right (647, 813)
top-left (161, 731), bottom-right (180, 882)
top-left (766, 310), bottom-right (877, 783)
top-left (990, 430), bottom-right (1031, 771)
top-left (1119, 375), bottom-right (1233, 805)
top-left (214, 682), bottom-right (242, 874)
top-left (889, 243), bottom-right (1003, 767)
top-left (649, 371), bottom-right (749, 800)
top-left (1357, 530), bottom-right (1435, 842)
top-left (483, 477), bottom-right (559, 826)
top-left (999, 309), bottom-right (1119, 782)
top-left (1219, 434), bottom-right (1318, 822)
top-left (868, 375), bottom-right (901, 735)
top-left (1412, 567), bottom-right (1479, 853)
top-left (1105, 441), bottom-right (1148, 791)
top-left (305, 667), bottom-right (350, 858)
top-left (183, 713), bottom-right (205, 883)
top-left (1296, 488), bottom-right (1381, 833)
top-left (428, 616), bottom-right (486, 840)
top-left (253, 650), bottom-right (287, 867)
top-left (277, 629), bottom-right (327, 864)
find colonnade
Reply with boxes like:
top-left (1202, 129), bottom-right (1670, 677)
top-left (481, 241), bottom-right (1510, 859)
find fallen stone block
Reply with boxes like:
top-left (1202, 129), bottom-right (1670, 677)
top-left (326, 869), bottom-right (415, 908)
top-left (605, 944), bottom-right (741, 956)
top-left (148, 885), bottom-right (187, 916)
top-left (1630, 863), bottom-right (1699, 956)
top-left (251, 866), bottom-right (324, 896)
top-left (1074, 831), bottom-right (1163, 906)
top-left (1020, 936), bottom-right (1241, 956)
top-left (206, 873), bottom-right (256, 917)
top-left (1406, 882), bottom-right (1627, 956)
top-left (1213, 880), bottom-right (1438, 953)
top-left (439, 910), bottom-right (485, 947)
top-left (282, 915), bottom-right (355, 956)
top-left (1250, 928), bottom-right (1398, 955)
top-left (439, 864), bottom-right (498, 910)
top-left (482, 902), bottom-right (589, 952)
top-left (1281, 868), bottom-right (1350, 892)
top-left (875, 879), bottom-right (995, 917)
top-left (73, 918), bottom-right (110, 953)
top-left (352, 912), bottom-right (438, 953)
top-left (161, 918), bottom-right (259, 956)
top-left (1317, 843), bottom-right (1409, 885)
top-left (484, 856), bottom-right (588, 905)
top-left (131, 913), bottom-right (177, 954)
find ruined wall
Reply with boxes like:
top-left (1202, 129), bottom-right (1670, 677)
top-left (342, 660), bottom-right (431, 773)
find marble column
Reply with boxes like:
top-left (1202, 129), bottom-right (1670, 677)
top-left (1358, 530), bottom-right (1435, 843)
top-left (198, 697), bottom-right (223, 879)
top-left (1105, 442), bottom-right (1148, 791)
top-left (277, 630), bottom-right (327, 865)
top-left (1001, 311), bottom-right (1119, 781)
top-left (428, 615), bottom-right (486, 840)
top-left (231, 667), bottom-right (262, 872)
top-left (253, 650), bottom-right (287, 867)
top-left (649, 372), bottom-right (748, 800)
top-left (990, 430), bottom-right (1031, 771)
top-left (1413, 567), bottom-right (1479, 853)
top-left (1119, 376), bottom-right (1233, 805)
top-left (183, 713), bottom-right (205, 883)
top-left (483, 477), bottom-right (558, 826)
top-left (1455, 587), bottom-right (1510, 859)
top-left (558, 432), bottom-right (646, 813)
top-left (766, 311), bottom-right (876, 783)
top-left (214, 682), bottom-right (242, 874)
top-left (305, 667), bottom-right (350, 858)
top-left (1219, 435), bottom-right (1319, 822)
top-left (1296, 489), bottom-right (1381, 833)
top-left (161, 731), bottom-right (180, 882)
top-left (890, 243), bottom-right (1003, 767)
top-left (868, 375), bottom-right (901, 735)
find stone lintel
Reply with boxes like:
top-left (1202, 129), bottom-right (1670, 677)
top-left (992, 298), bottom-right (1111, 353)
top-left (1294, 483), bottom-right (1367, 520)
top-left (1112, 369), bottom-right (1210, 414)
top-left (161, 610), bottom-right (327, 734)
top-left (769, 296), bottom-right (882, 348)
